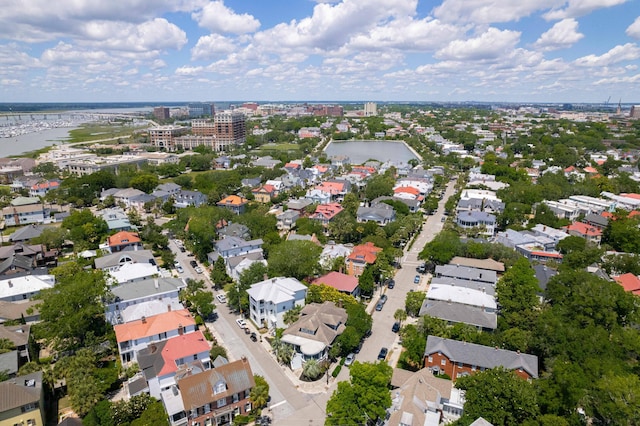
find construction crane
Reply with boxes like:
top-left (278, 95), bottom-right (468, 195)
top-left (604, 96), bottom-right (611, 107)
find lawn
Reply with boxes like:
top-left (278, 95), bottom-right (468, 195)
top-left (68, 124), bottom-right (135, 143)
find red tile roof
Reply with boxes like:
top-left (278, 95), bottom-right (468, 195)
top-left (316, 181), bottom-right (346, 194)
top-left (563, 222), bottom-right (602, 237)
top-left (108, 231), bottom-right (141, 247)
top-left (614, 273), bottom-right (640, 293)
top-left (602, 211), bottom-right (640, 220)
top-left (31, 181), bottom-right (59, 190)
top-left (621, 193), bottom-right (640, 200)
top-left (530, 251), bottom-right (563, 259)
top-left (217, 195), bottom-right (249, 206)
top-left (312, 272), bottom-right (359, 293)
top-left (158, 331), bottom-right (210, 376)
top-left (583, 166), bottom-right (598, 174)
top-left (312, 203), bottom-right (343, 220)
top-left (394, 186), bottom-right (420, 195)
top-left (347, 241), bottom-right (382, 264)
top-left (114, 309), bottom-right (195, 343)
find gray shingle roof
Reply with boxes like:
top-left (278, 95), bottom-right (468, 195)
top-left (435, 264), bottom-right (497, 284)
top-left (110, 277), bottom-right (186, 302)
top-left (0, 371), bottom-right (42, 412)
top-left (425, 336), bottom-right (538, 378)
top-left (419, 300), bottom-right (497, 330)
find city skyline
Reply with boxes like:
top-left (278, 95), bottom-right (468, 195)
top-left (1, 0), bottom-right (639, 104)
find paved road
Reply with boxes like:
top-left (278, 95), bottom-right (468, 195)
top-left (162, 176), bottom-right (459, 424)
top-left (358, 178), bottom-right (458, 365)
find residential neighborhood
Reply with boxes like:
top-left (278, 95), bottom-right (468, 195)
top-left (1, 101), bottom-right (640, 426)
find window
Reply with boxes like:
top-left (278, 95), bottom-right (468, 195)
top-left (245, 402), bottom-right (252, 413)
top-left (428, 356), bottom-right (433, 363)
top-left (441, 359), bottom-right (446, 366)
top-left (471, 365), bottom-right (476, 371)
top-left (458, 362), bottom-right (463, 367)
top-left (233, 393), bottom-right (239, 403)
top-left (214, 380), bottom-right (226, 394)
top-left (217, 398), bottom-right (226, 408)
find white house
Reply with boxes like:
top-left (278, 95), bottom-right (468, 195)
top-left (247, 277), bottom-right (307, 330)
top-left (0, 275), bottom-right (55, 302)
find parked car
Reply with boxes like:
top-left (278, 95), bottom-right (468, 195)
top-left (380, 294), bottom-right (388, 304)
top-left (387, 279), bottom-right (395, 289)
top-left (416, 264), bottom-right (426, 274)
top-left (375, 302), bottom-right (384, 311)
top-left (189, 260), bottom-right (198, 268)
top-left (195, 266), bottom-right (203, 274)
top-left (179, 246), bottom-right (186, 253)
top-left (345, 353), bottom-right (355, 366)
top-left (377, 347), bottom-right (388, 361)
top-left (392, 322), bottom-right (401, 333)
top-left (441, 216), bottom-right (446, 223)
top-left (414, 275), bottom-right (421, 284)
top-left (250, 332), bottom-right (258, 342)
top-left (235, 318), bottom-right (247, 329)
top-left (216, 294), bottom-right (227, 304)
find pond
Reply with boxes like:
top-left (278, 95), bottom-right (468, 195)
top-left (323, 140), bottom-right (420, 165)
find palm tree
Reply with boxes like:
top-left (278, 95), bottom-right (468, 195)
top-left (250, 375), bottom-right (270, 411)
top-left (283, 305), bottom-right (302, 326)
top-left (275, 342), bottom-right (294, 366)
top-left (302, 358), bottom-right (323, 381)
top-left (394, 309), bottom-right (407, 325)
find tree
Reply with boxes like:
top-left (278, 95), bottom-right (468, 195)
top-left (302, 358), bottom-right (323, 381)
top-left (283, 305), bottom-right (302, 325)
top-left (210, 257), bottom-right (232, 288)
top-left (238, 262), bottom-right (269, 288)
top-left (62, 209), bottom-right (109, 250)
top-left (588, 373), bottom-right (640, 425)
top-left (32, 226), bottom-right (68, 251)
top-left (0, 338), bottom-right (16, 354)
top-left (393, 309), bottom-right (407, 325)
top-left (496, 257), bottom-right (540, 329)
top-left (190, 290), bottom-right (215, 319)
top-left (418, 231), bottom-right (463, 265)
top-left (34, 263), bottom-right (108, 352)
top-left (268, 240), bottom-right (322, 281)
top-left (250, 375), bottom-right (270, 411)
top-left (326, 361), bottom-right (393, 425)
top-left (209, 344), bottom-right (228, 360)
top-left (405, 291), bottom-right (426, 317)
top-left (456, 367), bottom-right (540, 425)
top-left (58, 349), bottom-right (104, 417)
top-left (358, 265), bottom-right (375, 297)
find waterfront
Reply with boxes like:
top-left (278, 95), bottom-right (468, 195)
top-left (0, 126), bottom-right (73, 158)
top-left (324, 139), bottom-right (420, 165)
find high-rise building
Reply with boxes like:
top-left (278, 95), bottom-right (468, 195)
top-left (630, 105), bottom-right (640, 119)
top-left (148, 125), bottom-right (187, 150)
top-left (152, 107), bottom-right (170, 121)
top-left (187, 103), bottom-right (215, 117)
top-left (213, 110), bottom-right (246, 147)
top-left (364, 102), bottom-right (377, 117)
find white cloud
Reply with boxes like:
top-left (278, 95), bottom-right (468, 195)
top-left (593, 73), bottom-right (640, 85)
top-left (435, 28), bottom-right (521, 61)
top-left (544, 0), bottom-right (628, 20)
top-left (575, 43), bottom-right (640, 66)
top-left (253, 0), bottom-right (417, 52)
top-left (191, 34), bottom-right (237, 61)
top-left (192, 1), bottom-right (260, 34)
top-left (346, 17), bottom-right (464, 52)
top-left (627, 16), bottom-right (640, 39)
top-left (0, 0), bottom-right (205, 42)
top-left (433, 0), bottom-right (558, 24)
top-left (1, 79), bottom-right (22, 86)
top-left (534, 18), bottom-right (584, 51)
top-left (150, 59), bottom-right (167, 69)
top-left (175, 65), bottom-right (204, 76)
top-left (79, 18), bottom-right (187, 52)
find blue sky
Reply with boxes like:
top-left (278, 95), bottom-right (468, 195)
top-left (1, 0), bottom-right (639, 103)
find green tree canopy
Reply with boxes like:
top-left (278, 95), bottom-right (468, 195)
top-left (268, 240), bottom-right (322, 281)
top-left (456, 367), bottom-right (540, 425)
top-left (34, 263), bottom-right (108, 352)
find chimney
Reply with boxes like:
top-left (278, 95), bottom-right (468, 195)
top-left (167, 304), bottom-right (172, 312)
top-left (8, 281), bottom-right (12, 288)
top-left (141, 316), bottom-right (147, 324)
top-left (178, 324), bottom-right (184, 335)
top-left (263, 274), bottom-right (268, 281)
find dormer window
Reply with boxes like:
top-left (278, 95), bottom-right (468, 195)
top-left (214, 380), bottom-right (226, 394)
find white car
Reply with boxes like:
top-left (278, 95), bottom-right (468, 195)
top-left (236, 318), bottom-right (247, 329)
top-left (345, 353), bottom-right (355, 366)
top-left (175, 265), bottom-right (184, 274)
top-left (216, 294), bottom-right (227, 304)
top-left (195, 266), bottom-right (203, 274)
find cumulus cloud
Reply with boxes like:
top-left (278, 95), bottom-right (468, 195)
top-left (191, 34), bottom-right (237, 61)
top-left (79, 18), bottom-right (187, 52)
top-left (534, 18), bottom-right (584, 51)
top-left (574, 43), bottom-right (640, 66)
top-left (435, 28), bottom-right (521, 61)
top-left (0, 0), bottom-right (205, 41)
top-left (627, 16), bottom-right (640, 39)
top-left (253, 0), bottom-right (417, 52)
top-left (192, 1), bottom-right (260, 34)
top-left (346, 17), bottom-right (464, 52)
top-left (433, 0), bottom-right (558, 24)
top-left (544, 0), bottom-right (628, 20)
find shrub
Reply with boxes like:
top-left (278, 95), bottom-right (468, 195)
top-left (332, 365), bottom-right (342, 377)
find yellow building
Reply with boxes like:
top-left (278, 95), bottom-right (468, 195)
top-left (0, 371), bottom-right (45, 426)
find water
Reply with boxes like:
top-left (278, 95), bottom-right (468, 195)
top-left (324, 140), bottom-right (420, 165)
top-left (0, 127), bottom-right (74, 158)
